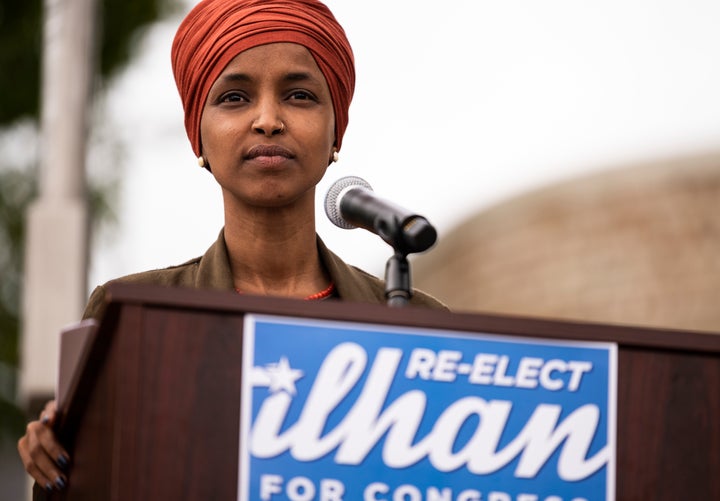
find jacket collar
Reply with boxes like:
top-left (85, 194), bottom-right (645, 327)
top-left (195, 228), bottom-right (385, 303)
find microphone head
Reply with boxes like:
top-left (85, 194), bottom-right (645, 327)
top-left (324, 176), bottom-right (373, 229)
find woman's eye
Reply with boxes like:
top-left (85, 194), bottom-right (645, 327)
top-left (289, 90), bottom-right (315, 101)
top-left (220, 92), bottom-right (247, 103)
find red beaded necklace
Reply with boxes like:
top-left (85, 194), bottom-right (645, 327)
top-left (235, 282), bottom-right (335, 301)
top-left (303, 281), bottom-right (336, 301)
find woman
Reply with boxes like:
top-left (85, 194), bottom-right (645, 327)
top-left (18, 0), bottom-right (445, 492)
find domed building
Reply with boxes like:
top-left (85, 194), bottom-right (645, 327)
top-left (414, 153), bottom-right (720, 333)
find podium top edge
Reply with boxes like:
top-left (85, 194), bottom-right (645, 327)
top-left (101, 282), bottom-right (720, 354)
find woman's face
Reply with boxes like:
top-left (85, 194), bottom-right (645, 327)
top-left (200, 42), bottom-right (336, 210)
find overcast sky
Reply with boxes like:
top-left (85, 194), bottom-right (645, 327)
top-left (88, 0), bottom-right (720, 288)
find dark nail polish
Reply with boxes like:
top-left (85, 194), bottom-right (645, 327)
top-left (54, 476), bottom-right (66, 489)
top-left (57, 453), bottom-right (70, 470)
top-left (40, 415), bottom-right (49, 425)
top-left (45, 482), bottom-right (53, 492)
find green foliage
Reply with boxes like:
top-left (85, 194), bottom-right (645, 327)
top-left (99, 0), bottom-right (180, 80)
top-left (0, 0), bottom-right (179, 127)
top-left (0, 0), bottom-right (43, 124)
top-left (0, 168), bottom-right (36, 367)
top-left (0, 166), bottom-right (37, 441)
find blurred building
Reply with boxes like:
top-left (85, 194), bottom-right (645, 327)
top-left (414, 153), bottom-right (720, 334)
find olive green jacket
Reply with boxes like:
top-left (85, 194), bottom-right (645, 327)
top-left (82, 229), bottom-right (446, 319)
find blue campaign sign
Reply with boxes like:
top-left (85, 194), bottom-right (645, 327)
top-left (238, 315), bottom-right (617, 501)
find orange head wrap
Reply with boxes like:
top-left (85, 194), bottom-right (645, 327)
top-left (171, 0), bottom-right (355, 158)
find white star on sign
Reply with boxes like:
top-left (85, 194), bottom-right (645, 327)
top-left (261, 357), bottom-right (304, 395)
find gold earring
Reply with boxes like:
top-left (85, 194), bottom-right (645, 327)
top-left (198, 156), bottom-right (206, 168)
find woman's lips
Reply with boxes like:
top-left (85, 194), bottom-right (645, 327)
top-left (244, 144), bottom-right (294, 168)
top-left (245, 144), bottom-right (295, 160)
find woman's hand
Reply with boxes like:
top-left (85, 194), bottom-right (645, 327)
top-left (17, 400), bottom-right (69, 492)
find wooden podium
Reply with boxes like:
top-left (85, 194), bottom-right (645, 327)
top-left (43, 283), bottom-right (720, 500)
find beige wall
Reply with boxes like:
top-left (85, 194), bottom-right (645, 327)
top-left (414, 153), bottom-right (720, 333)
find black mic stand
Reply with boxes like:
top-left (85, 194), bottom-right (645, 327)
top-left (381, 215), bottom-right (438, 308)
top-left (385, 251), bottom-right (412, 307)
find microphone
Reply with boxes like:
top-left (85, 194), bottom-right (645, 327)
top-left (324, 176), bottom-right (437, 254)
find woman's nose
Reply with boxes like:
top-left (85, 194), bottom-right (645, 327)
top-left (252, 102), bottom-right (285, 136)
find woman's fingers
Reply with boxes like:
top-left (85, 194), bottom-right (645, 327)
top-left (40, 400), bottom-right (58, 426)
top-left (18, 413), bottom-right (70, 491)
